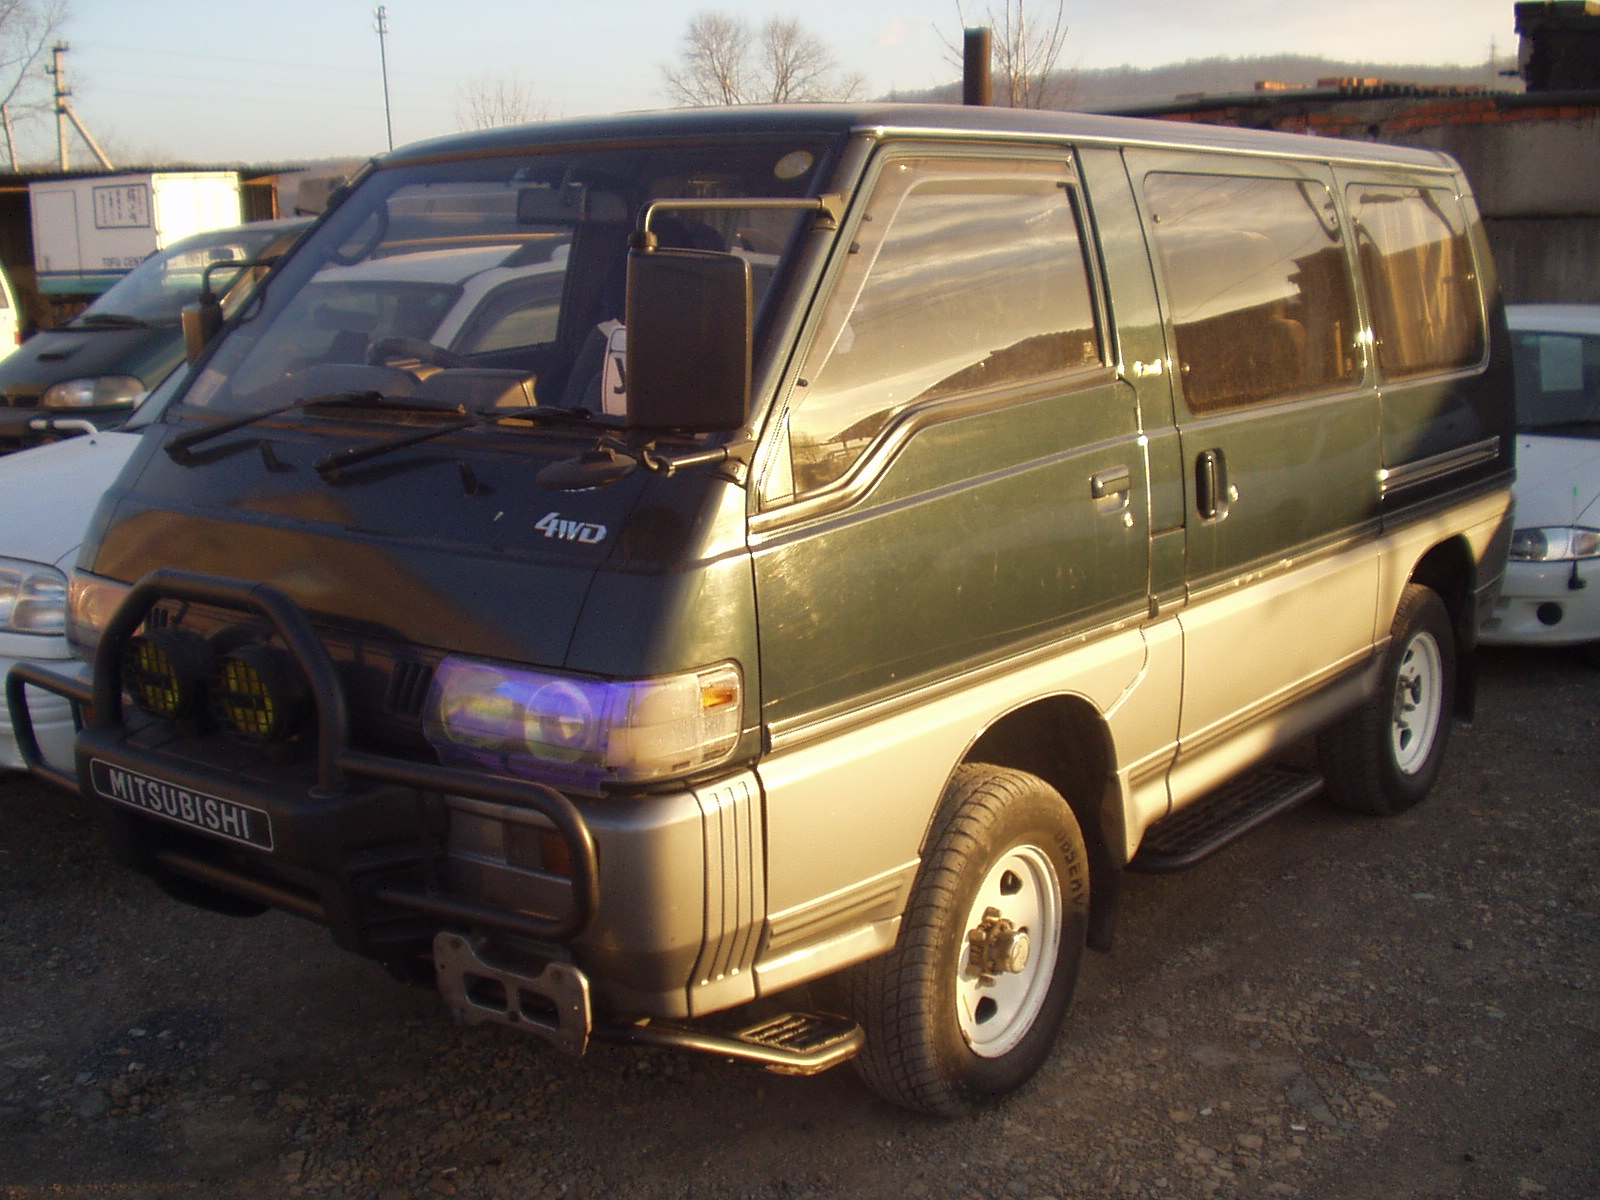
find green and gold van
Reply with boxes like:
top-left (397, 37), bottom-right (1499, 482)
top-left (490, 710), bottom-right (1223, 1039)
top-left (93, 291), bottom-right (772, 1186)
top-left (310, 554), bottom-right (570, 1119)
top-left (11, 105), bottom-right (1514, 1115)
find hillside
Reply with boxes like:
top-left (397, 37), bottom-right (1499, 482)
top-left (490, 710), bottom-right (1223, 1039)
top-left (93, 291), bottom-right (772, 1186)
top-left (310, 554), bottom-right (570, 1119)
top-left (886, 54), bottom-right (1522, 112)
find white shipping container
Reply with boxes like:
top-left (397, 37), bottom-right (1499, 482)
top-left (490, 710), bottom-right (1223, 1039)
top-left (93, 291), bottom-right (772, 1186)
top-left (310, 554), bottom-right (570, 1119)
top-left (29, 172), bottom-right (242, 296)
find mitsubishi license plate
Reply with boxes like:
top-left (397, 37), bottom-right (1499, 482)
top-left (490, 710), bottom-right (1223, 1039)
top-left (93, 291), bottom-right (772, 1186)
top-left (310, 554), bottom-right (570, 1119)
top-left (89, 760), bottom-right (275, 851)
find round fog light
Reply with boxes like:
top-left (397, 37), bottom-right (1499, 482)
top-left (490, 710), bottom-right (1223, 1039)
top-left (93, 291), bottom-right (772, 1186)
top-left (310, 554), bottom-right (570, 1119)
top-left (1536, 603), bottom-right (1563, 627)
top-left (122, 628), bottom-right (214, 719)
top-left (209, 644), bottom-right (307, 742)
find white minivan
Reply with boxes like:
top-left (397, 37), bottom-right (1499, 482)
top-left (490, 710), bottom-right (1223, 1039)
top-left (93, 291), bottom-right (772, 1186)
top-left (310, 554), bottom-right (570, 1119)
top-left (1479, 304), bottom-right (1600, 657)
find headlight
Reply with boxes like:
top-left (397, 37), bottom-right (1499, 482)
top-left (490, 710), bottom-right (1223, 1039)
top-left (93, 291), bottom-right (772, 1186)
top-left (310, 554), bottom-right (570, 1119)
top-left (1508, 526), bottom-right (1600, 562)
top-left (41, 376), bottom-right (147, 410)
top-left (66, 570), bottom-right (130, 659)
top-left (424, 657), bottom-right (744, 790)
top-left (0, 558), bottom-right (68, 634)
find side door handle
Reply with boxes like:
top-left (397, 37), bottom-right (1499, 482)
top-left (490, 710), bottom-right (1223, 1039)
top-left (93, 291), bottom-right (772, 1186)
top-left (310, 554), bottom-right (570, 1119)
top-left (1090, 465), bottom-right (1132, 515)
top-left (1094, 467), bottom-right (1132, 505)
top-left (1195, 449), bottom-right (1230, 520)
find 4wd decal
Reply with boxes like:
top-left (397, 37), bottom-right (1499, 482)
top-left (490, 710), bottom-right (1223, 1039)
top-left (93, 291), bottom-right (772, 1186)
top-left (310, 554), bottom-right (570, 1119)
top-left (535, 511), bottom-right (608, 544)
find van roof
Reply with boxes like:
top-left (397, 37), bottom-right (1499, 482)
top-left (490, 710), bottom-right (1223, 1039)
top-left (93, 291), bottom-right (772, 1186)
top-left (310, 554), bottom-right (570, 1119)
top-left (382, 103), bottom-right (1461, 175)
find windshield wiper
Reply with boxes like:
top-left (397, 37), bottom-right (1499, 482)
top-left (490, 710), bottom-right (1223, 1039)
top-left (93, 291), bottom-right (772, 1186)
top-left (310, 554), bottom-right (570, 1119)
top-left (165, 391), bottom-right (464, 459)
top-left (314, 405), bottom-right (595, 481)
top-left (72, 312), bottom-right (155, 330)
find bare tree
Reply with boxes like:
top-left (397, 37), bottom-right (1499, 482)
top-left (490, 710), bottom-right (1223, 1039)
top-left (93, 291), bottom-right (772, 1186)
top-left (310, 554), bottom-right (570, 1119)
top-left (456, 74), bottom-right (547, 131)
top-left (0, 0), bottom-right (62, 110)
top-left (761, 18), bottom-right (862, 102)
top-left (663, 12), bottom-right (749, 106)
top-left (663, 12), bottom-right (861, 106)
top-left (0, 0), bottom-right (66, 162)
top-left (952, 1), bottom-right (1072, 109)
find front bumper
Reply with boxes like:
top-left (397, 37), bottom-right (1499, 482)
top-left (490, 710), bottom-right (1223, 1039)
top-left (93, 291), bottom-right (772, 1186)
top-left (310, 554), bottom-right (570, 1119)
top-left (7, 567), bottom-right (771, 1032)
top-left (1478, 558), bottom-right (1600, 647)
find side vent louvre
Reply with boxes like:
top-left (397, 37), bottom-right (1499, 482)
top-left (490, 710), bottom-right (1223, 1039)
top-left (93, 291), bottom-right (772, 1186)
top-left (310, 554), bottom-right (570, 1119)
top-left (388, 660), bottom-right (435, 718)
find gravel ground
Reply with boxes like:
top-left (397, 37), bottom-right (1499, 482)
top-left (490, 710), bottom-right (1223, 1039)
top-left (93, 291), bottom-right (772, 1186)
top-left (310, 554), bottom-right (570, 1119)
top-left (1, 645), bottom-right (1596, 1200)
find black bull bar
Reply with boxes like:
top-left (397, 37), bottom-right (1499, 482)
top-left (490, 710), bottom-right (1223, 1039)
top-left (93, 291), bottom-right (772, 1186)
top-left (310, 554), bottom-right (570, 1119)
top-left (6, 567), bottom-right (599, 944)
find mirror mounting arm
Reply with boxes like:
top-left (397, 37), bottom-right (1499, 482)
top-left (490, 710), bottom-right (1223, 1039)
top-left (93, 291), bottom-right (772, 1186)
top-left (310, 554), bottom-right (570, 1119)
top-left (632, 193), bottom-right (843, 252)
top-left (536, 436), bottom-right (753, 491)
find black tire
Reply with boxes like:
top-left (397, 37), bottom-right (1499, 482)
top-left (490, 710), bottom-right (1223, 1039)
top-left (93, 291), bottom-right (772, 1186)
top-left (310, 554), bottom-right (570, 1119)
top-left (841, 764), bottom-right (1089, 1116)
top-left (1319, 584), bottom-right (1456, 815)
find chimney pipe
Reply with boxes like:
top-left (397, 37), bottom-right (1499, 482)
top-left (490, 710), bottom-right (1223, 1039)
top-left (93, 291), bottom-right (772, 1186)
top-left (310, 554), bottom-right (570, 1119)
top-left (963, 27), bottom-right (992, 106)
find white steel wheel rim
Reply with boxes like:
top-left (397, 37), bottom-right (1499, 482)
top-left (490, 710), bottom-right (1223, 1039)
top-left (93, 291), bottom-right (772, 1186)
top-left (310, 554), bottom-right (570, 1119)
top-left (1392, 629), bottom-right (1444, 775)
top-left (955, 843), bottom-right (1062, 1059)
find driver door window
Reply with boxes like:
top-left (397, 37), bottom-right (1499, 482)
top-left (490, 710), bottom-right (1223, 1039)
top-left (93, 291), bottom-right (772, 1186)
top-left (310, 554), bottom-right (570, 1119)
top-left (784, 157), bottom-right (1102, 495)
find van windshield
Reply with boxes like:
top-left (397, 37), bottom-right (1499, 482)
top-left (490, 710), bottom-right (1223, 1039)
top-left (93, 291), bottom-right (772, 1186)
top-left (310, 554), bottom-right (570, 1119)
top-left (1512, 326), bottom-right (1600, 437)
top-left (178, 138), bottom-right (833, 423)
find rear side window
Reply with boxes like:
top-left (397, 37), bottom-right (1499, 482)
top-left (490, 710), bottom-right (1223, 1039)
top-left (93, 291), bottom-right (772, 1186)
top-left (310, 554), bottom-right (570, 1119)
top-left (787, 157), bottom-right (1102, 494)
top-left (1146, 173), bottom-right (1360, 413)
top-left (1348, 184), bottom-right (1484, 379)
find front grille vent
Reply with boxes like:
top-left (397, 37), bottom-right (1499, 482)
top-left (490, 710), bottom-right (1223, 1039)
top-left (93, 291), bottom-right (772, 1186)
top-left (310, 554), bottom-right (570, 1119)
top-left (387, 659), bottom-right (435, 718)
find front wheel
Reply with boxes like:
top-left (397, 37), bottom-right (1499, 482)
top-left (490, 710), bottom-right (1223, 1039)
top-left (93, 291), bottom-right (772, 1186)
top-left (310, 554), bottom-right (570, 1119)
top-left (1319, 583), bottom-right (1456, 815)
top-left (842, 764), bottom-right (1089, 1115)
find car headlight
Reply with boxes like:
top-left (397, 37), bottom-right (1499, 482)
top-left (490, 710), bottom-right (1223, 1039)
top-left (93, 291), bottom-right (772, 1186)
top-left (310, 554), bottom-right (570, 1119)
top-left (65, 570), bottom-right (130, 659)
top-left (41, 376), bottom-right (147, 410)
top-left (1508, 526), bottom-right (1600, 562)
top-left (0, 558), bottom-right (68, 634)
top-left (424, 656), bottom-right (744, 790)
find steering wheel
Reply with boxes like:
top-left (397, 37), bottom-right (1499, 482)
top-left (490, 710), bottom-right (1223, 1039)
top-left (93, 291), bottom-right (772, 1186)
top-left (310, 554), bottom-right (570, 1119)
top-left (366, 336), bottom-right (471, 370)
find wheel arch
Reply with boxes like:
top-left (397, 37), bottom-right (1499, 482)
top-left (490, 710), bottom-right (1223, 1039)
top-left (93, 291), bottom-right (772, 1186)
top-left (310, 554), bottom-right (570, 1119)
top-left (962, 695), bottom-right (1123, 953)
top-left (1407, 534), bottom-right (1479, 719)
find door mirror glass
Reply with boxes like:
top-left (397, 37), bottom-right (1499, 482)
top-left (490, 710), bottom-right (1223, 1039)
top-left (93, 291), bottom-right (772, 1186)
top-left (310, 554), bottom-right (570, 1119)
top-left (624, 248), bottom-right (751, 432)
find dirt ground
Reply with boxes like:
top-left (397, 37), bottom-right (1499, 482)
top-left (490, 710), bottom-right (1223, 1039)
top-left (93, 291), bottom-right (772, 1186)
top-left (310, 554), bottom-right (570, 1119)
top-left (1, 645), bottom-right (1596, 1200)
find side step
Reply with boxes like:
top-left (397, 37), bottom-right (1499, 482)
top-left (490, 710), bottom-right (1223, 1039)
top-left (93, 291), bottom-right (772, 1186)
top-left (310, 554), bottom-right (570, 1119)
top-left (598, 1011), bottom-right (864, 1076)
top-left (1131, 765), bottom-right (1323, 873)
top-left (436, 931), bottom-right (864, 1076)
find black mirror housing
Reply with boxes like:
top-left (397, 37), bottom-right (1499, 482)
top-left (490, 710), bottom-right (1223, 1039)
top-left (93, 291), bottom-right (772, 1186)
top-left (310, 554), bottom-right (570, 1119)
top-left (180, 298), bottom-right (223, 365)
top-left (625, 248), bottom-right (752, 432)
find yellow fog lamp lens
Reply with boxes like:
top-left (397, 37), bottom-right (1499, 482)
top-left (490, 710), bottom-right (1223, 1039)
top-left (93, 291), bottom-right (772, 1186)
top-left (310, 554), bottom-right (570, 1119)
top-left (121, 628), bottom-right (214, 719)
top-left (209, 644), bottom-right (306, 742)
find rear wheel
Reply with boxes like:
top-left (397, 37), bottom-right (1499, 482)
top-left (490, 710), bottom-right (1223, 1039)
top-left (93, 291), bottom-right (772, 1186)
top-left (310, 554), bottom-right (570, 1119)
top-left (842, 764), bottom-right (1089, 1115)
top-left (1319, 584), bottom-right (1456, 815)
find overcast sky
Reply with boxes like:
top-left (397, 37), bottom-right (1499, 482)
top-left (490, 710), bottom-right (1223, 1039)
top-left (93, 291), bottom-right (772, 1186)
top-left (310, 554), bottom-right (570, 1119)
top-left (44, 0), bottom-right (1521, 166)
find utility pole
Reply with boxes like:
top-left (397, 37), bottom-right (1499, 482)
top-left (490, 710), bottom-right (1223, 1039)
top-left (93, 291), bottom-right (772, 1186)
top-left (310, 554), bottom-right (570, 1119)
top-left (375, 6), bottom-right (393, 151)
top-left (49, 42), bottom-right (67, 169)
top-left (45, 43), bottom-right (113, 171)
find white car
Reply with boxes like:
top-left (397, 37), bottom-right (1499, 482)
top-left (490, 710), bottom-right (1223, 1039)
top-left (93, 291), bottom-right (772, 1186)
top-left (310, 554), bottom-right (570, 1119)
top-left (0, 428), bottom-right (143, 768)
top-left (1479, 304), bottom-right (1600, 657)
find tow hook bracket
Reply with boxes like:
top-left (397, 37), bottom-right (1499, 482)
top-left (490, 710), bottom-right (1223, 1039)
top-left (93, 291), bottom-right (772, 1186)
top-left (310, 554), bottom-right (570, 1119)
top-left (432, 932), bottom-right (591, 1056)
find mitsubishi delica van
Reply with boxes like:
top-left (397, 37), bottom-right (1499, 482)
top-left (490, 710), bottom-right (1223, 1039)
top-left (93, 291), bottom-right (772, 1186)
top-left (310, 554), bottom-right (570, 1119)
top-left (10, 105), bottom-right (1514, 1115)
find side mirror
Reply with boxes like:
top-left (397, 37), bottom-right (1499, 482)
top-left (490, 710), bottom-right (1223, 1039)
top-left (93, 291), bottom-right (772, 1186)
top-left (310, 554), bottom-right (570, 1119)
top-left (180, 298), bottom-right (222, 365)
top-left (179, 252), bottom-right (283, 366)
top-left (625, 248), bottom-right (751, 432)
